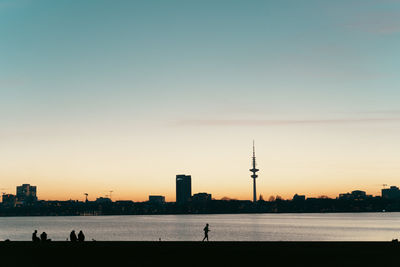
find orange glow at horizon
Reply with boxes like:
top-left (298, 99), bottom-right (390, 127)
top-left (1, 0), bottom-right (400, 207)
top-left (1, 121), bottom-right (399, 203)
top-left (1, 183), bottom-right (385, 203)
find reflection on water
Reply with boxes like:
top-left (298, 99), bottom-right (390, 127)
top-left (1, 213), bottom-right (399, 241)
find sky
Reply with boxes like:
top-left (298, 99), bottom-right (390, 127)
top-left (1, 0), bottom-right (400, 202)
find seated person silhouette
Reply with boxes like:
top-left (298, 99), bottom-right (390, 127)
top-left (32, 230), bottom-right (40, 242)
top-left (70, 230), bottom-right (77, 242)
top-left (40, 232), bottom-right (48, 242)
top-left (78, 230), bottom-right (85, 242)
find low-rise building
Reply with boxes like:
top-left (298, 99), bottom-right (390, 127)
top-left (95, 197), bottom-right (112, 203)
top-left (382, 186), bottom-right (400, 199)
top-left (2, 194), bottom-right (16, 207)
top-left (148, 195), bottom-right (165, 204)
top-left (292, 194), bottom-right (306, 201)
top-left (192, 193), bottom-right (212, 202)
top-left (339, 190), bottom-right (372, 200)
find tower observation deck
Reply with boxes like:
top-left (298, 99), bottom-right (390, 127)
top-left (249, 141), bottom-right (259, 202)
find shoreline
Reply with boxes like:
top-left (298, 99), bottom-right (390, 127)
top-left (0, 210), bottom-right (395, 217)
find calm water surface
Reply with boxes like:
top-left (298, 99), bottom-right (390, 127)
top-left (1, 213), bottom-right (399, 241)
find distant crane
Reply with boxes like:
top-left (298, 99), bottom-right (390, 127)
top-left (84, 193), bottom-right (89, 202)
top-left (382, 184), bottom-right (388, 189)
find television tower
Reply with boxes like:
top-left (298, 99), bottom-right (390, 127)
top-left (249, 140), bottom-right (259, 202)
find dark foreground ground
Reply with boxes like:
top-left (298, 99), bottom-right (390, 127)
top-left (1, 241), bottom-right (399, 267)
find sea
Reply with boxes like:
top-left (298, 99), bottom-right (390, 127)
top-left (1, 213), bottom-right (399, 241)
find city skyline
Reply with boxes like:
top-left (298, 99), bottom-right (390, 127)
top-left (0, 138), bottom-right (397, 201)
top-left (2, 179), bottom-right (396, 203)
top-left (1, 0), bottom-right (400, 201)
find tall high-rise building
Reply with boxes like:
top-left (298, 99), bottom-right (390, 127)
top-left (16, 184), bottom-right (37, 203)
top-left (176, 174), bottom-right (192, 204)
top-left (249, 141), bottom-right (259, 203)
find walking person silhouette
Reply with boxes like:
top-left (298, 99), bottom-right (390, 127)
top-left (202, 223), bottom-right (210, 242)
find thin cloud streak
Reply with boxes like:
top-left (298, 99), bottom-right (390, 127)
top-left (359, 110), bottom-right (400, 115)
top-left (175, 118), bottom-right (400, 127)
top-left (344, 11), bottom-right (400, 35)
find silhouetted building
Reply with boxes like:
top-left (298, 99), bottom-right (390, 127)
top-left (2, 194), bottom-right (16, 207)
top-left (176, 174), bottom-right (191, 204)
top-left (339, 193), bottom-right (351, 200)
top-left (382, 186), bottom-right (400, 199)
top-left (339, 190), bottom-right (371, 200)
top-left (192, 193), bottom-right (212, 202)
top-left (95, 197), bottom-right (112, 203)
top-left (149, 195), bottom-right (165, 204)
top-left (352, 190), bottom-right (369, 199)
top-left (16, 184), bottom-right (37, 203)
top-left (115, 200), bottom-right (134, 204)
top-left (292, 194), bottom-right (306, 201)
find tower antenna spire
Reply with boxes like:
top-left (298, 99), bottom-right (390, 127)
top-left (250, 140), bottom-right (259, 202)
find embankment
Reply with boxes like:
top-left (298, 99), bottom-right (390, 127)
top-left (1, 241), bottom-right (398, 266)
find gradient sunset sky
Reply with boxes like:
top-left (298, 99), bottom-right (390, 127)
top-left (1, 0), bottom-right (400, 201)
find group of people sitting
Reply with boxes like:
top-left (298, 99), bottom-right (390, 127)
top-left (32, 230), bottom-right (50, 242)
top-left (69, 230), bottom-right (85, 242)
top-left (31, 230), bottom-right (85, 242)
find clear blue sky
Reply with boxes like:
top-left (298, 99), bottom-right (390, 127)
top-left (1, 0), bottom-right (399, 201)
